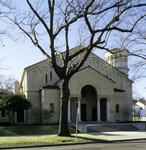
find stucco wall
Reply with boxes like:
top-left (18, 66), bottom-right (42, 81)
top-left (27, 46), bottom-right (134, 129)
top-left (41, 88), bottom-right (60, 124)
top-left (69, 67), bottom-right (115, 97)
top-left (26, 60), bottom-right (59, 91)
top-left (26, 91), bottom-right (41, 124)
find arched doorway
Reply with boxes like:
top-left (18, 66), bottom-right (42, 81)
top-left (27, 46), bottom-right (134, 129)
top-left (81, 85), bottom-right (97, 121)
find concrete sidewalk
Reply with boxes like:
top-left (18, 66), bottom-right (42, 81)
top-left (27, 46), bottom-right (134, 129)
top-left (86, 131), bottom-right (146, 141)
top-left (1, 131), bottom-right (146, 149)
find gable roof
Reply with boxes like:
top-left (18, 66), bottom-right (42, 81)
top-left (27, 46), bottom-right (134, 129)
top-left (20, 46), bottom-right (132, 86)
top-left (133, 101), bottom-right (146, 108)
top-left (79, 65), bottom-right (115, 83)
top-left (55, 65), bottom-right (115, 85)
top-left (64, 45), bottom-right (131, 80)
top-left (137, 101), bottom-right (146, 105)
top-left (20, 59), bottom-right (51, 87)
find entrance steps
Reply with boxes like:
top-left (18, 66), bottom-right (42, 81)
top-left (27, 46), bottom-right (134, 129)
top-left (70, 122), bottom-right (142, 133)
top-left (87, 123), bottom-right (139, 132)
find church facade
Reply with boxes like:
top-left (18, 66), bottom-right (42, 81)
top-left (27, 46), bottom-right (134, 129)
top-left (19, 47), bottom-right (133, 124)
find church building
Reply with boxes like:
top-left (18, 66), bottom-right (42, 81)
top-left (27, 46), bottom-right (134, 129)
top-left (19, 47), bottom-right (133, 124)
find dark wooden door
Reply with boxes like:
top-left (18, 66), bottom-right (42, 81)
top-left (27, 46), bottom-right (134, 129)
top-left (81, 104), bottom-right (86, 121)
top-left (92, 108), bottom-right (97, 121)
top-left (100, 98), bottom-right (107, 121)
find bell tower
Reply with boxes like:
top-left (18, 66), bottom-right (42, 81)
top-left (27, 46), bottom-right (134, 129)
top-left (104, 48), bottom-right (129, 75)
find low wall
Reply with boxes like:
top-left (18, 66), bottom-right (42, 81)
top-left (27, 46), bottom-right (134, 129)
top-left (132, 123), bottom-right (146, 131)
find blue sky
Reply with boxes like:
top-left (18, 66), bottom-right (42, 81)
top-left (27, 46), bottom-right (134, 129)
top-left (0, 36), bottom-right (46, 80)
top-left (0, 35), bottom-right (146, 99)
top-left (0, 0), bottom-right (146, 99)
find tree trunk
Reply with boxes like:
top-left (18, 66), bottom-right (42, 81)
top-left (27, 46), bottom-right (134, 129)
top-left (58, 79), bottom-right (70, 136)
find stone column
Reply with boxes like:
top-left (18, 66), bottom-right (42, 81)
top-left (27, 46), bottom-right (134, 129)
top-left (68, 99), bottom-right (71, 122)
top-left (97, 99), bottom-right (101, 121)
top-left (78, 98), bottom-right (81, 122)
top-left (107, 99), bottom-right (110, 121)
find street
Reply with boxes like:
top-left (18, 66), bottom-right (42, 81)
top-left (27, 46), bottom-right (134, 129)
top-left (3, 140), bottom-right (146, 150)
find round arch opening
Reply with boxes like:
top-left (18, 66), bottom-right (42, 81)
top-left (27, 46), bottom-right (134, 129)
top-left (81, 85), bottom-right (97, 121)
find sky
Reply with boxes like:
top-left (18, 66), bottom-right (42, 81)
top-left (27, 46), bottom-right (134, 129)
top-left (0, 37), bottom-right (46, 81)
top-left (0, 0), bottom-right (146, 99)
top-left (0, 35), bottom-right (146, 99)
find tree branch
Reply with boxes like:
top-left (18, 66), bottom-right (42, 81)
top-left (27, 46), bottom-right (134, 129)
top-left (26, 0), bottom-right (51, 36)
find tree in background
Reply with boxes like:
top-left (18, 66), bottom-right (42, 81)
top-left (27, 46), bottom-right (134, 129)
top-left (0, 0), bottom-right (12, 43)
top-left (109, 17), bottom-right (146, 99)
top-left (0, 94), bottom-right (32, 123)
top-left (8, 0), bottom-right (146, 136)
top-left (133, 98), bottom-right (146, 102)
top-left (0, 0), bottom-right (14, 93)
top-left (0, 58), bottom-right (15, 93)
top-left (109, 18), bottom-right (146, 81)
top-left (0, 75), bottom-right (15, 93)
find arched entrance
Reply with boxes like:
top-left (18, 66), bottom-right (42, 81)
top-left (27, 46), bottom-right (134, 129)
top-left (81, 85), bottom-right (97, 121)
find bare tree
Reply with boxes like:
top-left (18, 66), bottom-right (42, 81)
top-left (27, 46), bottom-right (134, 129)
top-left (0, 0), bottom-right (13, 91)
top-left (127, 24), bottom-right (146, 81)
top-left (0, 75), bottom-right (15, 93)
top-left (10, 0), bottom-right (146, 136)
top-left (111, 18), bottom-right (146, 81)
top-left (0, 1), bottom-right (16, 94)
top-left (0, 0), bottom-right (12, 42)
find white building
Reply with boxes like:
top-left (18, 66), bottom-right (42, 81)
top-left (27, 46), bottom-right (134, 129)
top-left (0, 47), bottom-right (133, 124)
top-left (133, 101), bottom-right (146, 121)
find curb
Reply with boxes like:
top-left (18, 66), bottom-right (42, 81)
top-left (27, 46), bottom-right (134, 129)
top-left (1, 138), bottom-right (146, 149)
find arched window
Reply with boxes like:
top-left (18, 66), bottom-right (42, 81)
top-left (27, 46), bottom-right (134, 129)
top-left (116, 104), bottom-right (119, 113)
top-left (50, 71), bottom-right (53, 81)
top-left (45, 74), bottom-right (48, 83)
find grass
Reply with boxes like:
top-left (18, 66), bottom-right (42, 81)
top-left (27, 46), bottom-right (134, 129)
top-left (0, 125), bottom-right (103, 148)
top-left (0, 125), bottom-right (58, 136)
top-left (0, 125), bottom-right (74, 136)
top-left (0, 135), bottom-right (96, 148)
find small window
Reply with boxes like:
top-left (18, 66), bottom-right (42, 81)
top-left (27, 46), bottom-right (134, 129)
top-left (50, 71), bottom-right (52, 81)
top-left (45, 74), bottom-right (48, 83)
top-left (1, 110), bottom-right (6, 117)
top-left (116, 104), bottom-right (119, 113)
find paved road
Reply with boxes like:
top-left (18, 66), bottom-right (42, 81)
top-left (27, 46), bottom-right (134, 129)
top-left (4, 140), bottom-right (146, 150)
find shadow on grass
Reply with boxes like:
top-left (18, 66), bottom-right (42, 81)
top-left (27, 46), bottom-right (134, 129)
top-left (0, 125), bottom-right (76, 136)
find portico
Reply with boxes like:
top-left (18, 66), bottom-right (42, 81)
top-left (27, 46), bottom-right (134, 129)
top-left (68, 84), bottom-right (111, 123)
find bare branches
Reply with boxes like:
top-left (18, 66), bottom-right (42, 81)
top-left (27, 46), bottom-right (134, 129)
top-left (9, 0), bottom-right (146, 79)
top-left (111, 15), bottom-right (146, 80)
top-left (0, 0), bottom-right (13, 44)
top-left (0, 75), bottom-right (15, 93)
top-left (129, 52), bottom-right (146, 61)
top-left (26, 0), bottom-right (51, 36)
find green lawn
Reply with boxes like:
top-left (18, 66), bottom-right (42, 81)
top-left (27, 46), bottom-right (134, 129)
top-left (0, 125), bottom-right (60, 136)
top-left (0, 135), bottom-right (96, 148)
top-left (0, 125), bottom-right (102, 148)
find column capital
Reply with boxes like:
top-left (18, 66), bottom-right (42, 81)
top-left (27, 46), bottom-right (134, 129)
top-left (97, 96), bottom-right (101, 101)
top-left (77, 97), bottom-right (81, 100)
